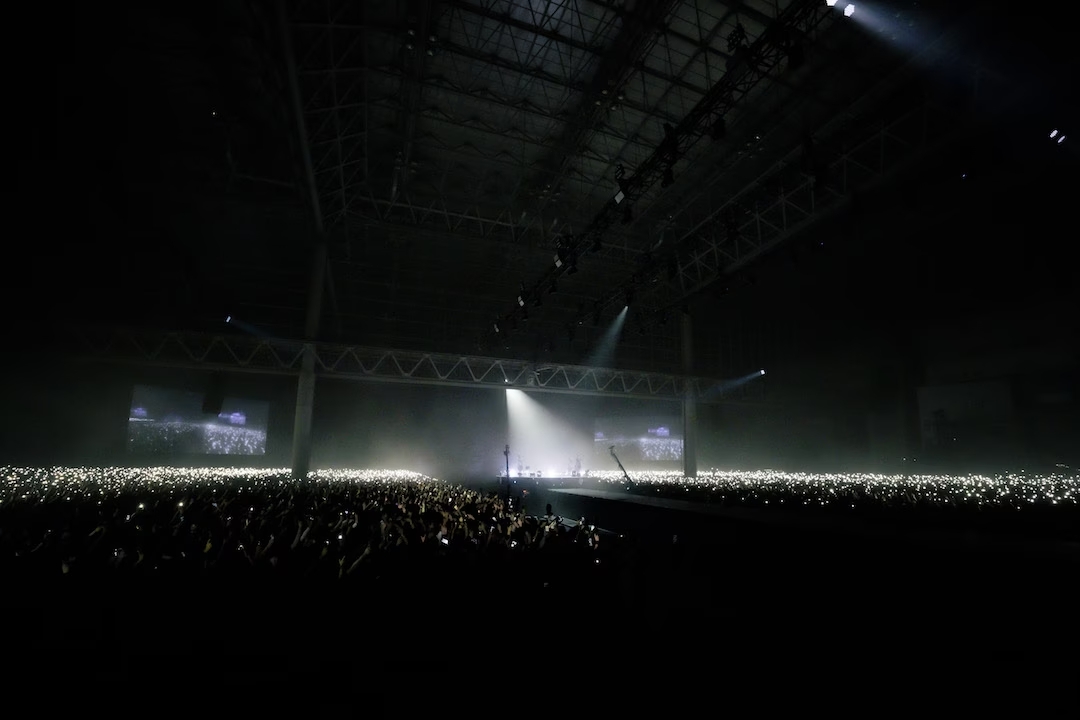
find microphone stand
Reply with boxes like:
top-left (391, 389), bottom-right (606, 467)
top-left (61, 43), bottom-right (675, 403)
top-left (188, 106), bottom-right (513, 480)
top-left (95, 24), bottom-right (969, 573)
top-left (609, 445), bottom-right (633, 487)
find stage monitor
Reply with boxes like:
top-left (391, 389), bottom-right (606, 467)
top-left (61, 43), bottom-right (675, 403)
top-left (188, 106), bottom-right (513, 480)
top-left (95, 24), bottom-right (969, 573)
top-left (128, 385), bottom-right (269, 455)
top-left (593, 415), bottom-right (682, 464)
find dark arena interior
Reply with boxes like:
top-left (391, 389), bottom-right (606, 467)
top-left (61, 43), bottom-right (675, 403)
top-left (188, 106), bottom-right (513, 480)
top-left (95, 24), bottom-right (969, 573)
top-left (5, 0), bottom-right (1080, 677)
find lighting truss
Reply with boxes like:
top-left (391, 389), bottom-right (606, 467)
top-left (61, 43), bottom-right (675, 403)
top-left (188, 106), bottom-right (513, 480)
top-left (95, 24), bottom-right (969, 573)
top-left (344, 187), bottom-right (554, 243)
top-left (635, 46), bottom-right (1031, 319)
top-left (649, 101), bottom-right (951, 312)
top-left (71, 327), bottom-right (746, 402)
top-left (494, 0), bottom-right (833, 331)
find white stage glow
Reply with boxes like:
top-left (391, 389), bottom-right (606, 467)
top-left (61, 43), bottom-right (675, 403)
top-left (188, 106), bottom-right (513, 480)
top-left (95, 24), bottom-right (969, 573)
top-left (505, 389), bottom-right (591, 478)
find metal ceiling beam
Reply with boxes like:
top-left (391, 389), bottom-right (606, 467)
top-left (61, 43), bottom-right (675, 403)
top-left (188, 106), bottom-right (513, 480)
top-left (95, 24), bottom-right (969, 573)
top-left (341, 188), bottom-right (548, 244)
top-left (446, 0), bottom-right (709, 95)
top-left (655, 104), bottom-right (944, 311)
top-left (71, 327), bottom-right (741, 402)
top-left (624, 10), bottom-right (1024, 322)
top-left (391, 0), bottom-right (437, 201)
top-left (491, 0), bottom-right (830, 333)
top-left (630, 0), bottom-right (993, 248)
top-left (523, 0), bottom-right (682, 215)
top-left (325, 0), bottom-right (356, 261)
top-left (446, 0), bottom-right (608, 56)
top-left (324, 145), bottom-right (604, 235)
top-left (304, 19), bottom-right (684, 124)
top-left (587, 0), bottom-right (752, 212)
top-left (591, 0), bottom-right (775, 30)
top-left (302, 64), bottom-right (658, 154)
top-left (278, 0), bottom-right (339, 340)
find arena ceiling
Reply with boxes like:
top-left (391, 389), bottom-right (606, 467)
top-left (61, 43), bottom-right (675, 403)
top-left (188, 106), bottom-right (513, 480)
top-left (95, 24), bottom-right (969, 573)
top-left (26, 0), bottom-right (1077, 374)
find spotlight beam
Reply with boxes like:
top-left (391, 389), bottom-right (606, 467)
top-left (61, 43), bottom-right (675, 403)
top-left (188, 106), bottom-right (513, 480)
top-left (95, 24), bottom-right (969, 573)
top-left (701, 368), bottom-right (768, 401)
top-left (582, 306), bottom-right (628, 369)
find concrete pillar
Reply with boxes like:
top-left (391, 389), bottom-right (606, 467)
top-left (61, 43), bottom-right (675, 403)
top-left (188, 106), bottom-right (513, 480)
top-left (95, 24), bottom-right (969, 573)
top-left (681, 309), bottom-right (698, 478)
top-left (291, 242), bottom-right (327, 480)
top-left (291, 344), bottom-right (317, 479)
top-left (280, 0), bottom-right (329, 481)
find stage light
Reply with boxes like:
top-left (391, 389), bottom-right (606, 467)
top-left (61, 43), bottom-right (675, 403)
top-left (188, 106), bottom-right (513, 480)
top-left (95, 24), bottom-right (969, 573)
top-left (826, 0), bottom-right (837, 5)
top-left (844, 3), bottom-right (854, 16)
top-left (760, 369), bottom-right (766, 376)
top-left (225, 315), bottom-right (231, 323)
top-left (1059, 135), bottom-right (1067, 144)
top-left (517, 295), bottom-right (525, 307)
top-left (1050, 129), bottom-right (1058, 138)
top-left (494, 320), bottom-right (500, 333)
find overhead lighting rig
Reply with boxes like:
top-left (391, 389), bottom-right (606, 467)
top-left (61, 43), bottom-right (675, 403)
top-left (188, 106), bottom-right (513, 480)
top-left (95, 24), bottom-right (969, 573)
top-left (486, 0), bottom-right (833, 340)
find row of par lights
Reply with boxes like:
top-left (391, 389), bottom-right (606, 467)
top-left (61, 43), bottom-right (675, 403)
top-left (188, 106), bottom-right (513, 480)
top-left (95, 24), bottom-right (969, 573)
top-left (825, 0), bottom-right (856, 16)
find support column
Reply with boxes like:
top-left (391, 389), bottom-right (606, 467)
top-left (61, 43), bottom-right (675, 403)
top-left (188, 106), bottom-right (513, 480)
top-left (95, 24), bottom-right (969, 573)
top-left (291, 343), bottom-right (317, 479)
top-left (681, 309), bottom-right (698, 478)
top-left (291, 243), bottom-right (327, 480)
top-left (280, 0), bottom-right (329, 480)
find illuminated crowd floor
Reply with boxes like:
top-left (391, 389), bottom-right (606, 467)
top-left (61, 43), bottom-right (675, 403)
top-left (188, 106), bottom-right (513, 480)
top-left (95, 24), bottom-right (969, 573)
top-left (506, 468), bottom-right (1079, 511)
top-left (2, 465), bottom-right (1077, 654)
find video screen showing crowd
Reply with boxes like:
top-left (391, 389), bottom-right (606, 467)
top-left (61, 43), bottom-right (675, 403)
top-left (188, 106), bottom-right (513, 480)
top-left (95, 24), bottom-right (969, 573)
top-left (593, 416), bottom-right (682, 465)
top-left (127, 385), bottom-right (269, 456)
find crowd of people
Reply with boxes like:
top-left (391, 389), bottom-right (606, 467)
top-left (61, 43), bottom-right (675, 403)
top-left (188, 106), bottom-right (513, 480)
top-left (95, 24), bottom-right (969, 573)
top-left (570, 468), bottom-right (1080, 540)
top-left (0, 467), bottom-right (614, 595)
top-left (580, 468), bottom-right (1079, 510)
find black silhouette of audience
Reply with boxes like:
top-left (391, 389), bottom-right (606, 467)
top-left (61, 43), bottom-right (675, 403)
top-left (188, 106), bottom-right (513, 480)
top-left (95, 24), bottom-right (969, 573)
top-left (0, 469), bottom-right (612, 596)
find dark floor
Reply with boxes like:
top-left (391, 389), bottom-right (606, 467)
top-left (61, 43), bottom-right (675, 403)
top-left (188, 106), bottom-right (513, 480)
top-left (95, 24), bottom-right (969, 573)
top-left (6, 477), bottom-right (1077, 671)
top-left (462, 477), bottom-right (1080, 609)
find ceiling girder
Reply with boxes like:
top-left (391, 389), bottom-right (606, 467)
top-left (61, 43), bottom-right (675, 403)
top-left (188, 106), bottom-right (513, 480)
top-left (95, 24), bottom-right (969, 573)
top-left (625, 14), bottom-right (1029, 324)
top-left (524, 0), bottom-right (683, 215)
top-left (72, 327), bottom-right (744, 402)
top-left (297, 20), bottom-right (686, 123)
top-left (490, 0), bottom-right (830, 333)
top-left (302, 64), bottom-right (658, 155)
